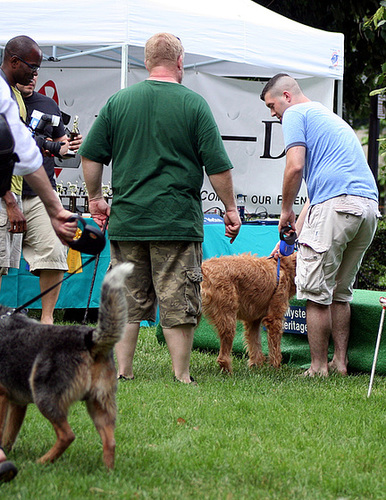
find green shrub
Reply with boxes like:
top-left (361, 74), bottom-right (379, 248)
top-left (357, 216), bottom-right (386, 290)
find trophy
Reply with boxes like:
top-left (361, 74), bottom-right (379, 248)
top-left (102, 182), bottom-right (112, 204)
top-left (64, 116), bottom-right (80, 158)
top-left (81, 182), bottom-right (90, 214)
top-left (68, 181), bottom-right (78, 212)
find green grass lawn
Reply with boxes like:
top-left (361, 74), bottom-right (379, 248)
top-left (2, 326), bottom-right (385, 499)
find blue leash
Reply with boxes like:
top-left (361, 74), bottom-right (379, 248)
top-left (276, 257), bottom-right (281, 283)
top-left (276, 225), bottom-right (298, 283)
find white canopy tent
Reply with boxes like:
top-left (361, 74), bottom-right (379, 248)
top-left (0, 0), bottom-right (343, 82)
top-left (0, 0), bottom-right (345, 215)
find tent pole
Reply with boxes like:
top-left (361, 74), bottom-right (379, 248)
top-left (336, 79), bottom-right (343, 117)
top-left (121, 44), bottom-right (129, 89)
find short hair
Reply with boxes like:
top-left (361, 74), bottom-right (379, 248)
top-left (145, 33), bottom-right (184, 71)
top-left (259, 73), bottom-right (305, 102)
top-left (4, 35), bottom-right (40, 60)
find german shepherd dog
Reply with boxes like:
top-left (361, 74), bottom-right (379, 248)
top-left (0, 263), bottom-right (133, 470)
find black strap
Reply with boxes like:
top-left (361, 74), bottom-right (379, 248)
top-left (11, 215), bottom-right (109, 317)
top-left (82, 217), bottom-right (109, 324)
top-left (11, 255), bottom-right (97, 314)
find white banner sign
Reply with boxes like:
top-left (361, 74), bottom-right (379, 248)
top-left (37, 68), bottom-right (334, 215)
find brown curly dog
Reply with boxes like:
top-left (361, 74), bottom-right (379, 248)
top-left (201, 253), bottom-right (296, 373)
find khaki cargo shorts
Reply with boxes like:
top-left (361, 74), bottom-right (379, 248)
top-left (22, 193), bottom-right (68, 275)
top-left (110, 240), bottom-right (203, 328)
top-left (0, 193), bottom-right (23, 274)
top-left (296, 195), bottom-right (380, 305)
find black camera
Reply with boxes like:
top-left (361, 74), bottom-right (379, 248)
top-left (28, 110), bottom-right (64, 158)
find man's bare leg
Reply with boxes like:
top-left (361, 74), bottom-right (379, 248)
top-left (163, 324), bottom-right (195, 383)
top-left (115, 322), bottom-right (140, 380)
top-left (304, 300), bottom-right (331, 376)
top-left (329, 300), bottom-right (350, 375)
top-left (39, 270), bottom-right (64, 324)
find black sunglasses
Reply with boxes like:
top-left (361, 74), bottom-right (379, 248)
top-left (13, 55), bottom-right (40, 72)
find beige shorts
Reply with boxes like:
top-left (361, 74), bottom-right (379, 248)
top-left (0, 193), bottom-right (23, 274)
top-left (22, 193), bottom-right (68, 275)
top-left (110, 240), bottom-right (203, 328)
top-left (296, 195), bottom-right (379, 305)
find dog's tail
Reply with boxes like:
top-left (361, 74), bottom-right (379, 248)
top-left (91, 263), bottom-right (133, 356)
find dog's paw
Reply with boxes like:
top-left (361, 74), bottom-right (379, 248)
top-left (217, 358), bottom-right (233, 374)
top-left (248, 355), bottom-right (266, 369)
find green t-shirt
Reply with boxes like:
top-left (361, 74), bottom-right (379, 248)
top-left (79, 80), bottom-right (232, 241)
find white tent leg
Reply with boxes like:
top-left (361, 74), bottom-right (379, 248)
top-left (336, 79), bottom-right (343, 117)
top-left (367, 297), bottom-right (386, 397)
top-left (121, 44), bottom-right (129, 89)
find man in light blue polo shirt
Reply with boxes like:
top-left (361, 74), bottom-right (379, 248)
top-left (261, 73), bottom-right (379, 377)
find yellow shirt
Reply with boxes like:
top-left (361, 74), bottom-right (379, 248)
top-left (10, 86), bottom-right (27, 195)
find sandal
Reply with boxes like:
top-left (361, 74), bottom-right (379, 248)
top-left (0, 459), bottom-right (18, 483)
top-left (117, 374), bottom-right (134, 381)
top-left (174, 375), bottom-right (198, 385)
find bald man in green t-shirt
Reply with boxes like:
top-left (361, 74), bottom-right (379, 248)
top-left (80, 33), bottom-right (241, 385)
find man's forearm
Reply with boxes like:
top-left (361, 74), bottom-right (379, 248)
top-left (81, 157), bottom-right (104, 200)
top-left (281, 146), bottom-right (305, 212)
top-left (208, 169), bottom-right (237, 211)
top-left (2, 190), bottom-right (17, 208)
top-left (282, 169), bottom-right (303, 213)
top-left (208, 169), bottom-right (241, 243)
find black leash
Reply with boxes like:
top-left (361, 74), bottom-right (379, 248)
top-left (82, 217), bottom-right (109, 324)
top-left (11, 255), bottom-right (97, 315)
top-left (11, 215), bottom-right (107, 317)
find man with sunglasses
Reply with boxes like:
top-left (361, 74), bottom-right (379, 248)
top-left (0, 35), bottom-right (43, 289)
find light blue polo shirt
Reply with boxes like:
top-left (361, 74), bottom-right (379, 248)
top-left (281, 101), bottom-right (378, 205)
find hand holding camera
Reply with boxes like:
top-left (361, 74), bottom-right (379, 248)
top-left (28, 110), bottom-right (65, 158)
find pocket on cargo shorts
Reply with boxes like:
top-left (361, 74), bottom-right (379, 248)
top-left (184, 267), bottom-right (203, 316)
top-left (296, 242), bottom-right (327, 295)
top-left (333, 196), bottom-right (364, 218)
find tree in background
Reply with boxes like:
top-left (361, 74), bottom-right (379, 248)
top-left (364, 3), bottom-right (386, 164)
top-left (357, 1), bottom-right (386, 286)
top-left (254, 0), bottom-right (386, 126)
top-left (363, 2), bottom-right (386, 210)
